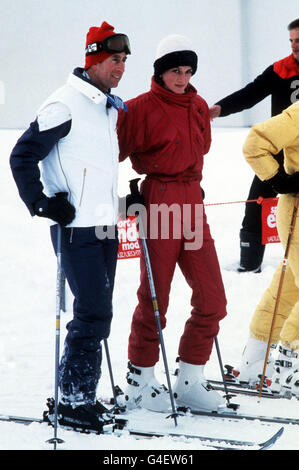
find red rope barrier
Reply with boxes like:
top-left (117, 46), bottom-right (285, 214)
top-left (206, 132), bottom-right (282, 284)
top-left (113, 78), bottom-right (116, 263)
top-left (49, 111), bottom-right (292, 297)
top-left (204, 196), bottom-right (278, 207)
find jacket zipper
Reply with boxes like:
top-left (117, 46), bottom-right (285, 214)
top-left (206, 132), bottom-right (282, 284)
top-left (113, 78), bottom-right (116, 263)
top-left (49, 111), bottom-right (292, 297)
top-left (79, 168), bottom-right (87, 206)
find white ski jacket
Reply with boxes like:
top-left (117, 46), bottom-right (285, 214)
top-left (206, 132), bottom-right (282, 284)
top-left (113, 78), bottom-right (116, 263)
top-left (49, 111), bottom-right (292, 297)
top-left (38, 72), bottom-right (120, 227)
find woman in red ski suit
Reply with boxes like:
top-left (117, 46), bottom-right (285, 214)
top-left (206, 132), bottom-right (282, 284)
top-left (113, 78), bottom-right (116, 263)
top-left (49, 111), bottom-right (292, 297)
top-left (117, 35), bottom-right (227, 412)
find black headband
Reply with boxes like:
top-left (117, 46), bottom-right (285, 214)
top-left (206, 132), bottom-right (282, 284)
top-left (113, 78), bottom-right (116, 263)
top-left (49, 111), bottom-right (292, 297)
top-left (154, 50), bottom-right (198, 78)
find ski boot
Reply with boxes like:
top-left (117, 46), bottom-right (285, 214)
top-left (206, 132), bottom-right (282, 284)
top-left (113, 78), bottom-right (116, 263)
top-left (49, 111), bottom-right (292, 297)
top-left (237, 230), bottom-right (265, 273)
top-left (172, 359), bottom-right (225, 412)
top-left (43, 397), bottom-right (115, 433)
top-left (233, 337), bottom-right (275, 389)
top-left (290, 371), bottom-right (299, 399)
top-left (270, 345), bottom-right (299, 398)
top-left (119, 361), bottom-right (173, 412)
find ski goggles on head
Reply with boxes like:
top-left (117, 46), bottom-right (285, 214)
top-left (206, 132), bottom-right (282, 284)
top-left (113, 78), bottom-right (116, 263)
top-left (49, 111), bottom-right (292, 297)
top-left (85, 34), bottom-right (131, 56)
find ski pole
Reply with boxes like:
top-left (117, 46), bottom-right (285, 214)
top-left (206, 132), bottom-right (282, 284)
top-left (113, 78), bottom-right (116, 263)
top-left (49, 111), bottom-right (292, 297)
top-left (103, 339), bottom-right (117, 402)
top-left (214, 337), bottom-right (239, 410)
top-left (103, 339), bottom-right (124, 411)
top-left (258, 194), bottom-right (299, 401)
top-left (46, 223), bottom-right (64, 449)
top-left (129, 178), bottom-right (179, 426)
top-left (47, 194), bottom-right (70, 448)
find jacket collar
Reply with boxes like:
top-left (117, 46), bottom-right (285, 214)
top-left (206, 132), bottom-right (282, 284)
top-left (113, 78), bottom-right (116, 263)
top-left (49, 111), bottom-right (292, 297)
top-left (150, 76), bottom-right (197, 107)
top-left (68, 68), bottom-right (127, 111)
top-left (67, 68), bottom-right (107, 104)
top-left (273, 54), bottom-right (299, 79)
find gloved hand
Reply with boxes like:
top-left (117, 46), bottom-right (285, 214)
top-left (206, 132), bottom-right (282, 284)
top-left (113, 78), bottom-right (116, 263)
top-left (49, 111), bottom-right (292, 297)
top-left (34, 192), bottom-right (76, 226)
top-left (268, 169), bottom-right (299, 194)
top-left (119, 192), bottom-right (145, 219)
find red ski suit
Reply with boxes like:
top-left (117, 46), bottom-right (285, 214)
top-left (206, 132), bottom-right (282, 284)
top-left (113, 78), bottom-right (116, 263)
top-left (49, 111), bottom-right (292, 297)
top-left (117, 78), bottom-right (227, 366)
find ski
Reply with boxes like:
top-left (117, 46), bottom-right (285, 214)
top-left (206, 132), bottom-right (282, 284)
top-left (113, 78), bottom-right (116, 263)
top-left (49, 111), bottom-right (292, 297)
top-left (207, 363), bottom-right (292, 399)
top-left (208, 379), bottom-right (280, 399)
top-left (0, 412), bottom-right (118, 434)
top-left (119, 426), bottom-right (284, 450)
top-left (0, 413), bottom-right (43, 425)
top-left (0, 412), bottom-right (283, 451)
top-left (102, 390), bottom-right (299, 427)
top-left (187, 407), bottom-right (299, 426)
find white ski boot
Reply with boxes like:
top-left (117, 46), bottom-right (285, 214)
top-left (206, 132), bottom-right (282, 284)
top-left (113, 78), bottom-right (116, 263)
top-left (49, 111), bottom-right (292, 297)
top-left (119, 361), bottom-right (173, 412)
top-left (290, 371), bottom-right (299, 399)
top-left (270, 344), bottom-right (299, 398)
top-left (234, 337), bottom-right (275, 386)
top-left (172, 360), bottom-right (225, 412)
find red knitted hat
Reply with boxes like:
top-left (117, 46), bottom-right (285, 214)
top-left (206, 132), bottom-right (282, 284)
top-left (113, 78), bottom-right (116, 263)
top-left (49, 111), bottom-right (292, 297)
top-left (85, 21), bottom-right (117, 69)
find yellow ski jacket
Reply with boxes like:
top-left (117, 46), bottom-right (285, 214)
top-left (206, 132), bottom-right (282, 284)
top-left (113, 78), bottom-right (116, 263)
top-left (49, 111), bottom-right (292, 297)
top-left (242, 101), bottom-right (299, 348)
top-left (243, 101), bottom-right (299, 180)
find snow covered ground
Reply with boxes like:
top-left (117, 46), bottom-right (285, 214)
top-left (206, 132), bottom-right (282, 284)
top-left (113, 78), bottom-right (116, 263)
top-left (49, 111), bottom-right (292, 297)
top-left (1, 127), bottom-right (299, 453)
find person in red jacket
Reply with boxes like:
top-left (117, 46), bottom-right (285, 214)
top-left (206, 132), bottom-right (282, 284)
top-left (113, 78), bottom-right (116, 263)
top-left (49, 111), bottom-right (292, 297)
top-left (117, 35), bottom-right (227, 413)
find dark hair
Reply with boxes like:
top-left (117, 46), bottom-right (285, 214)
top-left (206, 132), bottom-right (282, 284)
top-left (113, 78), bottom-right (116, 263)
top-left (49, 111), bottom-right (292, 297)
top-left (288, 19), bottom-right (299, 30)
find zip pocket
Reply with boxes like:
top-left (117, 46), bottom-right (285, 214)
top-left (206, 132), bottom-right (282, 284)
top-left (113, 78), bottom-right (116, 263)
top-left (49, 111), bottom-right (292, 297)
top-left (79, 168), bottom-right (87, 206)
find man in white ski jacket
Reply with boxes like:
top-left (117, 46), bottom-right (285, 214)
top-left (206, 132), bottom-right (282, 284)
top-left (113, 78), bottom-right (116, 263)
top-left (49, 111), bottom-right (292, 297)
top-left (10, 21), bottom-right (131, 432)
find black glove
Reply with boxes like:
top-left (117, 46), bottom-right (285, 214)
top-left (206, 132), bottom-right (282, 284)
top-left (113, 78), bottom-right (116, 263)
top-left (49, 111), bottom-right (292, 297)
top-left (268, 169), bottom-right (299, 194)
top-left (119, 193), bottom-right (145, 219)
top-left (34, 192), bottom-right (76, 226)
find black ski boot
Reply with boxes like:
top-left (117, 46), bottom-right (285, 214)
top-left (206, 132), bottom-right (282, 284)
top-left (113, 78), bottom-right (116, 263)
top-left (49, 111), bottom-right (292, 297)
top-left (238, 230), bottom-right (265, 273)
top-left (43, 397), bottom-right (115, 434)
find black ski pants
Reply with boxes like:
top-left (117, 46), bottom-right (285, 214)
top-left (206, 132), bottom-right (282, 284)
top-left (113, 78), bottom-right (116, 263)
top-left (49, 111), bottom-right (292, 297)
top-left (50, 224), bottom-right (119, 405)
top-left (241, 175), bottom-right (277, 238)
top-left (241, 151), bottom-right (283, 238)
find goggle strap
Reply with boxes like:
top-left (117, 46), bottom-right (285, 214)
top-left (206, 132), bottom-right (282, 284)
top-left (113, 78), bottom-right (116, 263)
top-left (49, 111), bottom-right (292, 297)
top-left (86, 42), bottom-right (104, 55)
top-left (85, 34), bottom-right (130, 55)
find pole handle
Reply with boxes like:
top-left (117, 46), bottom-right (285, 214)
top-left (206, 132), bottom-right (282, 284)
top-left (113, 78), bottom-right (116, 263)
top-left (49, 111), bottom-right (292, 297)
top-left (129, 178), bottom-right (141, 196)
top-left (55, 191), bottom-right (68, 199)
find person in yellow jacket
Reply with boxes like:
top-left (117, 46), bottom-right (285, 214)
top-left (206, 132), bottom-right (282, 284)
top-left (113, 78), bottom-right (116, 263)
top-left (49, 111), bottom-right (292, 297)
top-left (235, 101), bottom-right (299, 398)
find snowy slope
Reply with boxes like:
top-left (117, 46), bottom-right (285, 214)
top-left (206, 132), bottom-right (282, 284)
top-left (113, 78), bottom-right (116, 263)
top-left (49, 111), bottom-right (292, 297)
top-left (1, 127), bottom-right (299, 451)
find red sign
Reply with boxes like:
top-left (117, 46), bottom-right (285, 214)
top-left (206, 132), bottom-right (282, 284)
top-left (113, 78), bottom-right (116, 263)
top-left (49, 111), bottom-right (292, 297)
top-left (261, 198), bottom-right (280, 244)
top-left (117, 216), bottom-right (141, 259)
